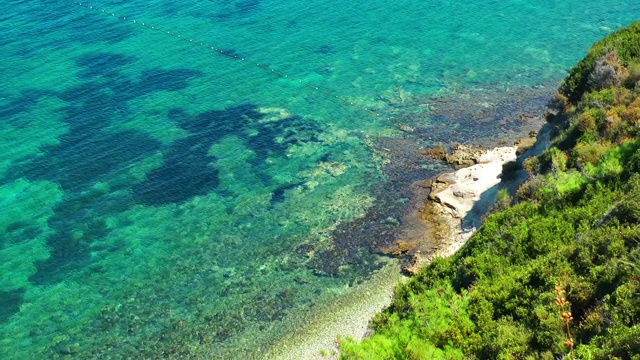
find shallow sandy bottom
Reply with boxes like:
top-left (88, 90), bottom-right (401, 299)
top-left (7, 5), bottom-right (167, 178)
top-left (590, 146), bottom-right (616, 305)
top-left (266, 259), bottom-right (406, 360)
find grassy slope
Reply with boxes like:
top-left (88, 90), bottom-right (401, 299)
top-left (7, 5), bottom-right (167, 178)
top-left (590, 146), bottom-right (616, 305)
top-left (339, 21), bottom-right (640, 360)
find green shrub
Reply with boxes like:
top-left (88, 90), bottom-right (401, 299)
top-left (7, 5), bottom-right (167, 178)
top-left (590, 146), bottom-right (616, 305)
top-left (501, 160), bottom-right (523, 181)
top-left (622, 61), bottom-right (640, 88)
top-left (516, 175), bottom-right (547, 202)
top-left (560, 20), bottom-right (640, 103)
top-left (491, 188), bottom-right (512, 214)
top-left (628, 147), bottom-right (640, 173)
top-left (615, 174), bottom-right (640, 223)
top-left (549, 147), bottom-right (569, 172)
top-left (581, 88), bottom-right (616, 109)
top-left (573, 141), bottom-right (610, 165)
top-left (523, 156), bottom-right (541, 175)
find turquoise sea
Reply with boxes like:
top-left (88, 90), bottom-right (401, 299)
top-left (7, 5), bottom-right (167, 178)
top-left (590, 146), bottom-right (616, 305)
top-left (1, 0), bottom-right (639, 358)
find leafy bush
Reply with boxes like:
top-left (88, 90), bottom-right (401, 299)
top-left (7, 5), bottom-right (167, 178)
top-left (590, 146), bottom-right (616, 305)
top-left (615, 174), bottom-right (640, 223)
top-left (573, 141), bottom-right (609, 165)
top-left (523, 156), bottom-right (541, 175)
top-left (587, 52), bottom-right (621, 91)
top-left (501, 160), bottom-right (522, 181)
top-left (560, 21), bottom-right (640, 103)
top-left (622, 61), bottom-right (640, 88)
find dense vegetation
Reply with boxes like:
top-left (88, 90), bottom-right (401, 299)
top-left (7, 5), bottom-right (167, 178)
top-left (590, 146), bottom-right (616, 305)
top-left (339, 21), bottom-right (640, 360)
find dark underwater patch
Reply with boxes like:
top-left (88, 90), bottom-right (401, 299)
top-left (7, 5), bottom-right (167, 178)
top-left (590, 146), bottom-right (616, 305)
top-left (2, 222), bottom-right (43, 248)
top-left (9, 53), bottom-right (208, 285)
top-left (28, 188), bottom-right (138, 286)
top-left (13, 9), bottom-right (133, 60)
top-left (0, 288), bottom-right (25, 323)
top-left (0, 90), bottom-right (53, 119)
top-left (15, 128), bottom-right (160, 285)
top-left (8, 46), bottom-right (324, 286)
top-left (236, 0), bottom-right (261, 15)
top-left (132, 137), bottom-right (221, 206)
top-left (11, 53), bottom-right (205, 191)
top-left (245, 119), bottom-right (290, 159)
top-left (316, 44), bottom-right (336, 55)
top-left (15, 130), bottom-right (161, 191)
top-left (270, 182), bottom-right (304, 206)
top-left (216, 0), bottom-right (262, 20)
top-left (175, 104), bottom-right (262, 135)
top-left (138, 68), bottom-right (204, 93)
top-left (133, 105), bottom-right (262, 206)
top-left (76, 53), bottom-right (136, 80)
top-left (134, 104), bottom-right (325, 206)
top-left (29, 208), bottom-right (107, 285)
top-left (243, 115), bottom-right (322, 160)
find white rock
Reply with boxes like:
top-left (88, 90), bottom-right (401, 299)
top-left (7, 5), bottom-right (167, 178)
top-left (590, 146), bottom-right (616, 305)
top-left (434, 146), bottom-right (517, 222)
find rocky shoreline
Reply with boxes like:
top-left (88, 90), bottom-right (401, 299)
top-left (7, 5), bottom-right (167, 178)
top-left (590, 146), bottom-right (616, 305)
top-left (381, 144), bottom-right (516, 273)
top-left (265, 85), bottom-right (557, 359)
top-left (383, 124), bottom-right (552, 275)
top-left (267, 133), bottom-right (553, 360)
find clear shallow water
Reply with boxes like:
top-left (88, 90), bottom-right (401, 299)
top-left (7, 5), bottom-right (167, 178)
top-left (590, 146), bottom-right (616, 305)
top-left (0, 0), bottom-right (638, 358)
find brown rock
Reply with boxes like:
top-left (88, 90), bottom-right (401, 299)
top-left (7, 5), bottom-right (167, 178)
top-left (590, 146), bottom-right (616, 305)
top-left (444, 144), bottom-right (486, 168)
top-left (514, 137), bottom-right (538, 155)
top-left (422, 144), bottom-right (487, 168)
top-left (381, 239), bottom-right (418, 256)
top-left (420, 145), bottom-right (447, 160)
top-left (428, 173), bottom-right (455, 201)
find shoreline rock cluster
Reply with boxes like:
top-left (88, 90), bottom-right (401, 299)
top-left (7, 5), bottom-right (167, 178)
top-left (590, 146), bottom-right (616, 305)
top-left (384, 136), bottom-right (543, 274)
top-left (424, 146), bottom-right (516, 248)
